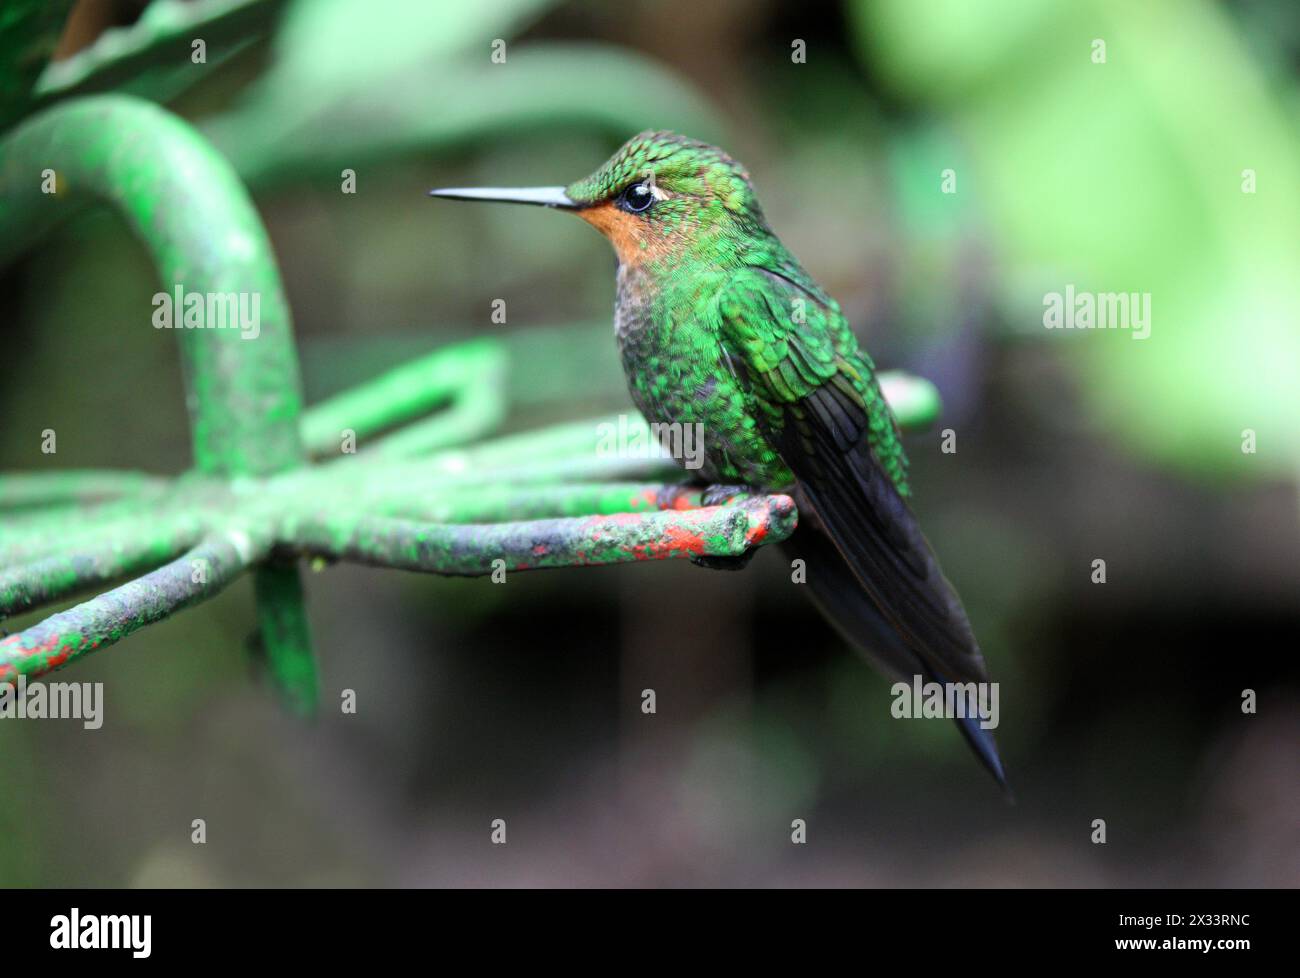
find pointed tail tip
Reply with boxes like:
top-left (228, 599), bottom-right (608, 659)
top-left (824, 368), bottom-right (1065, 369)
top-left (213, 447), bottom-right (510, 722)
top-left (953, 712), bottom-right (1013, 797)
top-left (990, 758), bottom-right (1016, 804)
top-left (983, 753), bottom-right (1015, 802)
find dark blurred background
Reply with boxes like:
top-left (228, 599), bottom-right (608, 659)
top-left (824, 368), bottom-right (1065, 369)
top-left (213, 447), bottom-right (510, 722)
top-left (1, 0), bottom-right (1297, 886)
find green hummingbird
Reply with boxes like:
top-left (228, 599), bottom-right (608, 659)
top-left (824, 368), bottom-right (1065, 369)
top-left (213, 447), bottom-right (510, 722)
top-left (430, 131), bottom-right (1006, 788)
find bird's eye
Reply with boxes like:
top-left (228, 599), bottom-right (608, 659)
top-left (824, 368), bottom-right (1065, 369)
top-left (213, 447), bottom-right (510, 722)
top-left (619, 182), bottom-right (655, 214)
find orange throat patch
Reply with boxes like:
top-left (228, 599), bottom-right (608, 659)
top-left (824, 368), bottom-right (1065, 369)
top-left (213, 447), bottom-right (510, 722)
top-left (576, 201), bottom-right (670, 266)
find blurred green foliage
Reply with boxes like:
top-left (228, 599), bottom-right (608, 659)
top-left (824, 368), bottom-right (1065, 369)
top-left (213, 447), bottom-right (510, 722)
top-left (201, 0), bottom-right (720, 182)
top-left (852, 0), bottom-right (1300, 479)
top-left (34, 0), bottom-right (283, 105)
top-left (0, 0), bottom-right (74, 129)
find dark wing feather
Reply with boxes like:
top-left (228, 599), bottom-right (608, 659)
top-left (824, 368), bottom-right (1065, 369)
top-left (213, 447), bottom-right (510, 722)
top-left (717, 268), bottom-right (1006, 786)
top-left (716, 268), bottom-right (991, 688)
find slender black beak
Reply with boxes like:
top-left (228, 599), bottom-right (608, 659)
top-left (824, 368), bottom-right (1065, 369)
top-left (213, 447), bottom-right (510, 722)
top-left (426, 185), bottom-right (577, 209)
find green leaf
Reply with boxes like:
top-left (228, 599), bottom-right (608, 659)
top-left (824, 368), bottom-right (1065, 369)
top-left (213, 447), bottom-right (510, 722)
top-left (0, 0), bottom-right (75, 130)
top-left (33, 0), bottom-right (285, 106)
top-left (200, 0), bottom-right (720, 182)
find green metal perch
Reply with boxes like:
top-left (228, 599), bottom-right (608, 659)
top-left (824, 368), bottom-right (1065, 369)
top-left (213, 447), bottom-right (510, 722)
top-left (0, 94), bottom-right (941, 709)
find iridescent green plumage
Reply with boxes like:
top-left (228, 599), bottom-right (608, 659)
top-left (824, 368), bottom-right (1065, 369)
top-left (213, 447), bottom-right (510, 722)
top-left (566, 132), bottom-right (910, 497)
top-left (431, 131), bottom-right (1007, 788)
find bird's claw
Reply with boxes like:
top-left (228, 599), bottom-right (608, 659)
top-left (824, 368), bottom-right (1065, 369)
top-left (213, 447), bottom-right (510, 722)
top-left (654, 483), bottom-right (699, 510)
top-left (700, 483), bottom-right (755, 507)
top-left (690, 546), bottom-right (758, 571)
top-left (654, 482), bottom-right (755, 510)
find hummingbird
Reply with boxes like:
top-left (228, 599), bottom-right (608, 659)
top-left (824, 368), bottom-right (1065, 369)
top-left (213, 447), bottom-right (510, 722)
top-left (430, 131), bottom-right (1007, 788)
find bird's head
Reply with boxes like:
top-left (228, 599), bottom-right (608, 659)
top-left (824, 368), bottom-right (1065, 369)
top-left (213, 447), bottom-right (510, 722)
top-left (429, 131), bottom-right (767, 268)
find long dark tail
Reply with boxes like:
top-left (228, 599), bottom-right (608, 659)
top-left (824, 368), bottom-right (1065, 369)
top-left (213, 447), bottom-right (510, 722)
top-left (780, 523), bottom-right (1009, 791)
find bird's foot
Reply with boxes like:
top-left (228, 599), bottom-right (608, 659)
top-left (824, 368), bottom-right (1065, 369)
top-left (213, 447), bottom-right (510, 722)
top-left (690, 546), bottom-right (759, 571)
top-left (654, 482), bottom-right (702, 510)
top-left (654, 482), bottom-right (756, 511)
top-left (700, 483), bottom-right (756, 507)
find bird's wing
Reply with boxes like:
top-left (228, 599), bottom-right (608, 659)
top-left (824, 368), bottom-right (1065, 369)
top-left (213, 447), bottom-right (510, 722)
top-left (715, 267), bottom-right (990, 687)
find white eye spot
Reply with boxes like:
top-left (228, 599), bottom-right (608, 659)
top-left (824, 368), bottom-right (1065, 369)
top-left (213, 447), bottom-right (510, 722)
top-left (650, 184), bottom-right (669, 201)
